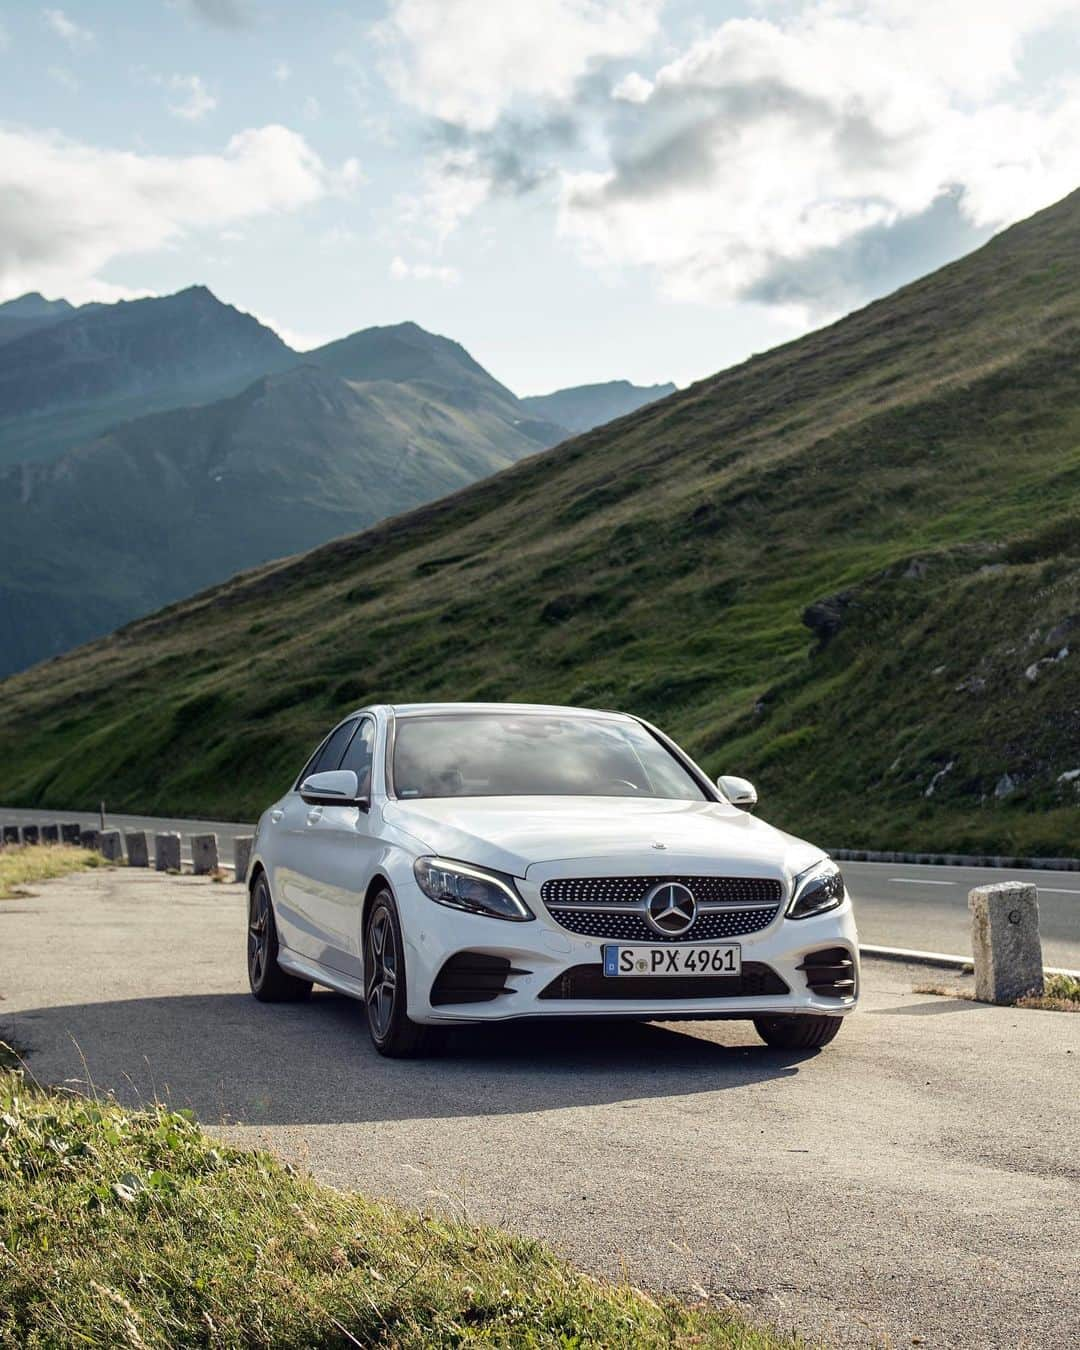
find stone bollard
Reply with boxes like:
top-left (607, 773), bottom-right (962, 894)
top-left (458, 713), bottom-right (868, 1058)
top-left (99, 829), bottom-right (124, 862)
top-left (233, 835), bottom-right (254, 886)
top-left (125, 831), bottom-right (150, 868)
top-left (191, 833), bottom-right (219, 876)
top-left (968, 881), bottom-right (1044, 1004)
top-left (61, 822), bottom-right (81, 845)
top-left (155, 832), bottom-right (182, 872)
top-left (42, 823), bottom-right (60, 843)
top-left (79, 828), bottom-right (100, 851)
top-left (2, 825), bottom-right (20, 846)
top-left (22, 825), bottom-right (40, 845)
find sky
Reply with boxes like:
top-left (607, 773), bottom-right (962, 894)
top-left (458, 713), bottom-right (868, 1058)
top-left (3, 2), bottom-right (1080, 395)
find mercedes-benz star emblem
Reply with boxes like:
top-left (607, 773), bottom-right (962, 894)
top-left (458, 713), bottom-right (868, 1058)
top-left (644, 881), bottom-right (697, 937)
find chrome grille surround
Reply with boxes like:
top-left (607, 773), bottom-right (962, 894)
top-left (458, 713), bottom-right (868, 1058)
top-left (540, 875), bottom-right (783, 943)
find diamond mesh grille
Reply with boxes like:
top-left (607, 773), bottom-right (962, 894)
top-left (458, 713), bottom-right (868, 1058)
top-left (539, 875), bottom-right (783, 942)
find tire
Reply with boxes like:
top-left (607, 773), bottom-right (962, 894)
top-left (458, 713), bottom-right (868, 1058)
top-left (753, 1013), bottom-right (843, 1050)
top-left (248, 873), bottom-right (313, 1002)
top-left (364, 890), bottom-right (439, 1058)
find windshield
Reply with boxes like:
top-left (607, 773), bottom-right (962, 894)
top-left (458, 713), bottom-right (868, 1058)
top-left (392, 713), bottom-right (708, 801)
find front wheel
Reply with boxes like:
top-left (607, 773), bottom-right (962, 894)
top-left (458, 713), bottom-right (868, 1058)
top-left (364, 891), bottom-right (440, 1058)
top-left (753, 1013), bottom-right (843, 1050)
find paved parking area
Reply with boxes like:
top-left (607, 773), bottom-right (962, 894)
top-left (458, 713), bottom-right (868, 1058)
top-left (2, 868), bottom-right (1077, 1349)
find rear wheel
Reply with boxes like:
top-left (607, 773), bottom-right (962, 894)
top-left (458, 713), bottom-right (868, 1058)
top-left (248, 874), bottom-right (312, 1002)
top-left (364, 890), bottom-right (440, 1058)
top-left (753, 1013), bottom-right (843, 1050)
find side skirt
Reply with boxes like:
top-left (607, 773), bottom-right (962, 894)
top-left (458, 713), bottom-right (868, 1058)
top-left (277, 946), bottom-right (366, 1001)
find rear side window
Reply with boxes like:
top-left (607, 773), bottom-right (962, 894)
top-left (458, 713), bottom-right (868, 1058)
top-left (298, 719), bottom-right (358, 785)
top-left (339, 719), bottom-right (375, 796)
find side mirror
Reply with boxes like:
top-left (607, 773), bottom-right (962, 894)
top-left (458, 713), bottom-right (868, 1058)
top-left (717, 774), bottom-right (758, 811)
top-left (300, 769), bottom-right (367, 808)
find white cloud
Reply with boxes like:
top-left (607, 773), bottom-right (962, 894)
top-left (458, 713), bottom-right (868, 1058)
top-left (558, 2), bottom-right (1080, 316)
top-left (377, 0), bottom-right (663, 132)
top-left (389, 254), bottom-right (461, 284)
top-left (395, 147), bottom-right (494, 249)
top-left (272, 60), bottom-right (291, 82)
top-left (167, 73), bottom-right (217, 121)
top-left (0, 125), bottom-right (344, 303)
top-left (48, 64), bottom-right (79, 91)
top-left (43, 8), bottom-right (93, 45)
top-left (612, 71), bottom-right (653, 102)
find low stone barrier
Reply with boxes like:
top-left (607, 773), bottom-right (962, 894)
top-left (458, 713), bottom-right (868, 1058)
top-left (41, 824), bottom-right (60, 843)
top-left (22, 825), bottom-right (39, 845)
top-left (2, 825), bottom-right (20, 846)
top-left (155, 832), bottom-right (181, 872)
top-left (99, 829), bottom-right (124, 862)
top-left (191, 833), bottom-right (219, 876)
top-left (60, 823), bottom-right (81, 844)
top-left (233, 835), bottom-right (254, 885)
top-left (125, 831), bottom-right (150, 868)
top-left (79, 828), bottom-right (100, 851)
top-left (968, 881), bottom-right (1044, 1003)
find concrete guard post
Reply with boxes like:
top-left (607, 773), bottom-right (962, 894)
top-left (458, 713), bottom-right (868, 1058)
top-left (233, 835), bottom-right (254, 886)
top-left (22, 825), bottom-right (39, 845)
top-left (155, 832), bottom-right (182, 872)
top-left (79, 829), bottom-right (100, 851)
top-left (2, 825), bottom-right (20, 846)
top-left (60, 823), bottom-right (81, 845)
top-left (41, 824), bottom-right (60, 843)
top-left (191, 833), bottom-right (219, 876)
top-left (99, 829), bottom-right (124, 862)
top-left (125, 831), bottom-right (150, 868)
top-left (968, 881), bottom-right (1044, 1003)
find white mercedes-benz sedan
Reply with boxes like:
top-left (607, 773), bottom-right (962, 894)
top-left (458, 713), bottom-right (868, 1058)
top-left (247, 702), bottom-right (859, 1057)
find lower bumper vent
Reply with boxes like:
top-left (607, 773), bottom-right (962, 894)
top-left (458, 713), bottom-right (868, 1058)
top-left (538, 962), bottom-right (789, 1001)
top-left (430, 952), bottom-right (530, 1006)
top-left (797, 947), bottom-right (857, 999)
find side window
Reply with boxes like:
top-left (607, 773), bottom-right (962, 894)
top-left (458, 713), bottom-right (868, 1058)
top-left (339, 718), bottom-right (375, 797)
top-left (300, 719), bottom-right (359, 784)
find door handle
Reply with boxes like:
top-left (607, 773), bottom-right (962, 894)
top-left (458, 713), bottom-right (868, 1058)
top-left (270, 809), bottom-right (284, 822)
top-left (306, 807), bottom-right (323, 825)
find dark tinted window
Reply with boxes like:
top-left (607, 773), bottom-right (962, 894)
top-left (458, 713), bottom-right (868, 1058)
top-left (392, 713), bottom-right (707, 800)
top-left (339, 718), bottom-right (375, 795)
top-left (306, 719), bottom-right (358, 778)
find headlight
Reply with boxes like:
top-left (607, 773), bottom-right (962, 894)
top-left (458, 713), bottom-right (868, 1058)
top-left (413, 856), bottom-right (534, 922)
top-left (787, 859), bottom-right (845, 919)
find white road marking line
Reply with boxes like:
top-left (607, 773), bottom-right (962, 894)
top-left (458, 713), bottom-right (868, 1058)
top-left (888, 878), bottom-right (956, 886)
top-left (1037, 887), bottom-right (1080, 895)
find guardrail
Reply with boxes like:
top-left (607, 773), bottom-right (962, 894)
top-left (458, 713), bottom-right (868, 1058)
top-left (0, 823), bottom-right (253, 886)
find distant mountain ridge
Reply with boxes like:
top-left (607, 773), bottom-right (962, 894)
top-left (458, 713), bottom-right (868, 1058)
top-left (0, 288), bottom-right (674, 675)
top-left (521, 380), bottom-right (677, 432)
top-left (0, 292), bottom-right (80, 346)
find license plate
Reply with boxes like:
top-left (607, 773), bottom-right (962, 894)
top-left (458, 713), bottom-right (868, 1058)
top-left (602, 944), bottom-right (741, 977)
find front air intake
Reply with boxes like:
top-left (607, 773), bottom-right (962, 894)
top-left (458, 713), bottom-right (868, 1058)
top-left (429, 952), bottom-right (530, 1006)
top-left (797, 947), bottom-right (857, 1000)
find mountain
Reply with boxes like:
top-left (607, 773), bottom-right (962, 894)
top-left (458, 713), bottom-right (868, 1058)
top-left (0, 357), bottom-right (568, 676)
top-left (0, 287), bottom-right (295, 466)
top-left (11, 190), bottom-right (1080, 855)
top-left (520, 380), bottom-right (676, 433)
top-left (0, 293), bottom-right (79, 346)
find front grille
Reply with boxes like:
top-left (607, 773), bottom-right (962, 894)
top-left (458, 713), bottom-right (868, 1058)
top-left (540, 875), bottom-right (782, 942)
top-left (539, 961), bottom-right (789, 1001)
top-left (798, 947), bottom-right (857, 1000)
top-left (430, 952), bottom-right (530, 1006)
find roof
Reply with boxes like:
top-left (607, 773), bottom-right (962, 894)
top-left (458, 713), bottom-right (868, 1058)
top-left (387, 701), bottom-right (631, 719)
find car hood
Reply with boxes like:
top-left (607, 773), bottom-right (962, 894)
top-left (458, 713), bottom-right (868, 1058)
top-left (383, 795), bottom-right (822, 881)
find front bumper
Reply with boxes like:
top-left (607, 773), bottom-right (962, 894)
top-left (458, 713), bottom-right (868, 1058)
top-left (400, 878), bottom-right (860, 1024)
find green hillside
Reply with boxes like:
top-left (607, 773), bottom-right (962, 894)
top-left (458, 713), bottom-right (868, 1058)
top-left (2, 190), bottom-right (1080, 853)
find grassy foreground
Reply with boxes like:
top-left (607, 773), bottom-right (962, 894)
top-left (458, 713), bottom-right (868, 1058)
top-left (0, 844), bottom-right (106, 900)
top-left (0, 1076), bottom-right (797, 1349)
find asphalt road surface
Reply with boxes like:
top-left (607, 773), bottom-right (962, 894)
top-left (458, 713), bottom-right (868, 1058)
top-left (2, 868), bottom-right (1077, 1349)
top-left (2, 806), bottom-right (1078, 967)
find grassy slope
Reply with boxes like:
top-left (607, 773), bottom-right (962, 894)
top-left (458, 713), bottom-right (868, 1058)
top-left (3, 191), bottom-right (1080, 850)
top-left (0, 1077), bottom-right (792, 1349)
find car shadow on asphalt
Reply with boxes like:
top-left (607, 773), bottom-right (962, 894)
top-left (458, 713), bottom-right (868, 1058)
top-left (6, 990), bottom-right (813, 1126)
